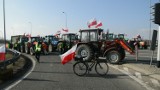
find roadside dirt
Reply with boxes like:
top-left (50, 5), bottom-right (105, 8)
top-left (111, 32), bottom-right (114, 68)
top-left (0, 55), bottom-right (32, 89)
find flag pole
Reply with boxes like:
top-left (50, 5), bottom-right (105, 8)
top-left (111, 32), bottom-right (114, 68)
top-left (3, 0), bottom-right (7, 69)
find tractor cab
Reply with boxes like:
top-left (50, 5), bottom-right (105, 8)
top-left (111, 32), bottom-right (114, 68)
top-left (57, 33), bottom-right (79, 53)
top-left (79, 29), bottom-right (103, 42)
top-left (61, 33), bottom-right (78, 42)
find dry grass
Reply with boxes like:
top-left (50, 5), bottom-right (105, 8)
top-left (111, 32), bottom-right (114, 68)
top-left (0, 56), bottom-right (26, 84)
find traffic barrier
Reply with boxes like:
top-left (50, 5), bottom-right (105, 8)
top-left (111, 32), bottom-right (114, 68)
top-left (0, 49), bottom-right (21, 69)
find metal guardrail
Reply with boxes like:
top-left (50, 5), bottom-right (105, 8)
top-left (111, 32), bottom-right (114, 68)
top-left (0, 49), bottom-right (21, 69)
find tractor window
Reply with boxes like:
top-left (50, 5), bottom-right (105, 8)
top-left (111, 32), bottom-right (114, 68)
top-left (102, 33), bottom-right (106, 40)
top-left (81, 32), bottom-right (89, 42)
top-left (31, 38), bottom-right (35, 42)
top-left (11, 37), bottom-right (18, 44)
top-left (90, 32), bottom-right (97, 41)
top-left (21, 37), bottom-right (29, 42)
top-left (118, 34), bottom-right (124, 39)
top-left (70, 34), bottom-right (76, 41)
top-left (62, 35), bottom-right (69, 41)
top-left (49, 37), bottom-right (53, 40)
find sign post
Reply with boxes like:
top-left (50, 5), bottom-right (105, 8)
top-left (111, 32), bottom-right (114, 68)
top-left (157, 26), bottom-right (160, 68)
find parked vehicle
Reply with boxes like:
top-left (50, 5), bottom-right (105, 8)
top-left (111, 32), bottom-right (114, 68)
top-left (57, 33), bottom-right (79, 53)
top-left (75, 29), bottom-right (134, 64)
top-left (139, 40), bottom-right (150, 49)
top-left (106, 33), bottom-right (125, 40)
top-left (43, 35), bottom-right (59, 52)
top-left (10, 35), bottom-right (29, 52)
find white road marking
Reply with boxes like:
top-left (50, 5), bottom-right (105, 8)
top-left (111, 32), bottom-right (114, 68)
top-left (112, 65), bottom-right (118, 68)
top-left (123, 67), bottom-right (129, 72)
top-left (150, 78), bottom-right (160, 87)
top-left (4, 55), bottom-right (36, 90)
top-left (109, 64), bottom-right (155, 90)
top-left (135, 72), bottom-right (142, 79)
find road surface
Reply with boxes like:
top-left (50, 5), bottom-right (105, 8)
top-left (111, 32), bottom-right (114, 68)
top-left (7, 52), bottom-right (149, 90)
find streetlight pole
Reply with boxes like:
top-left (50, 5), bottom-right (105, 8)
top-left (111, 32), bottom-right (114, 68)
top-left (28, 22), bottom-right (32, 35)
top-left (62, 12), bottom-right (67, 28)
top-left (3, 0), bottom-right (6, 68)
top-left (3, 0), bottom-right (6, 49)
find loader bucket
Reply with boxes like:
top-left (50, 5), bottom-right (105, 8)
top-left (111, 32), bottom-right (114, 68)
top-left (116, 39), bottom-right (135, 54)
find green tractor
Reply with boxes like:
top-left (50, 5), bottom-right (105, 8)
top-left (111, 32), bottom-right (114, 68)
top-left (10, 35), bottom-right (29, 52)
top-left (57, 33), bottom-right (79, 54)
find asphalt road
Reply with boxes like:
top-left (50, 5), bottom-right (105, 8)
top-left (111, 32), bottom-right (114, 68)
top-left (7, 52), bottom-right (149, 90)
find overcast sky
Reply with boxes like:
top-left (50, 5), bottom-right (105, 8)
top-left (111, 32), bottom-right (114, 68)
top-left (0, 0), bottom-right (159, 40)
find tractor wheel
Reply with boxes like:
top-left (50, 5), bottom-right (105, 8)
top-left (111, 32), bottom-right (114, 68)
top-left (57, 42), bottom-right (63, 53)
top-left (120, 49), bottom-right (126, 61)
top-left (30, 47), bottom-right (34, 55)
top-left (25, 46), bottom-right (29, 54)
top-left (75, 44), bottom-right (94, 61)
top-left (20, 46), bottom-right (24, 53)
top-left (106, 50), bottom-right (121, 64)
top-left (48, 44), bottom-right (53, 52)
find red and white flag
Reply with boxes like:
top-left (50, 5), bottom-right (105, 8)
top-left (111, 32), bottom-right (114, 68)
top-left (62, 28), bottom-right (69, 32)
top-left (60, 44), bottom-right (77, 65)
top-left (87, 18), bottom-right (97, 28)
top-left (0, 45), bottom-right (5, 61)
top-left (95, 21), bottom-right (102, 28)
top-left (26, 33), bottom-right (31, 38)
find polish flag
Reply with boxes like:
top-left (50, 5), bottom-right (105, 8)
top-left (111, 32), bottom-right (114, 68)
top-left (26, 33), bottom-right (31, 38)
top-left (60, 44), bottom-right (77, 65)
top-left (87, 18), bottom-right (97, 28)
top-left (0, 45), bottom-right (6, 61)
top-left (62, 28), bottom-right (69, 32)
top-left (95, 21), bottom-right (102, 28)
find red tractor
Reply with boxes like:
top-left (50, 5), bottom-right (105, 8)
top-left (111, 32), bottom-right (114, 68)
top-left (25, 36), bottom-right (48, 55)
top-left (75, 29), bottom-right (134, 64)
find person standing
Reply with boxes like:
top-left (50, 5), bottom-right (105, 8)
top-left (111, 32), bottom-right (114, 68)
top-left (35, 41), bottom-right (42, 62)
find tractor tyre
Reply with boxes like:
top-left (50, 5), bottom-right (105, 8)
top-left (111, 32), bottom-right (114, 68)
top-left (25, 46), bottom-right (29, 54)
top-left (30, 47), bottom-right (34, 55)
top-left (20, 46), bottom-right (24, 53)
top-left (106, 50), bottom-right (121, 64)
top-left (120, 49), bottom-right (126, 61)
top-left (57, 42), bottom-right (63, 54)
top-left (48, 44), bottom-right (53, 52)
top-left (75, 44), bottom-right (94, 61)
